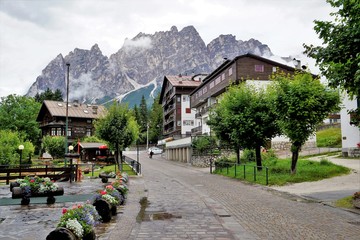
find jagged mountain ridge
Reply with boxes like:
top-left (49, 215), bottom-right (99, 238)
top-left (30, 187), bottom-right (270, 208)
top-left (26, 25), bottom-right (272, 105)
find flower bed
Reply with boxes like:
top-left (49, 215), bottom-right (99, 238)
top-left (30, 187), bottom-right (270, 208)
top-left (11, 176), bottom-right (63, 204)
top-left (47, 203), bottom-right (100, 240)
top-left (47, 171), bottom-right (130, 239)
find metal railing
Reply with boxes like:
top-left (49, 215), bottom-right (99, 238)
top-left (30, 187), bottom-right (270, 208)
top-left (122, 156), bottom-right (141, 175)
top-left (213, 162), bottom-right (269, 185)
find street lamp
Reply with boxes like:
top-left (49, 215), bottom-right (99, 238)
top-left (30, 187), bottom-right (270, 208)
top-left (68, 145), bottom-right (74, 153)
top-left (65, 63), bottom-right (70, 155)
top-left (18, 144), bottom-right (24, 177)
top-left (146, 123), bottom-right (149, 150)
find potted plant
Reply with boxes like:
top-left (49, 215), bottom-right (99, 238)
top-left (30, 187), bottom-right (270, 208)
top-left (47, 203), bottom-right (100, 240)
top-left (13, 176), bottom-right (63, 204)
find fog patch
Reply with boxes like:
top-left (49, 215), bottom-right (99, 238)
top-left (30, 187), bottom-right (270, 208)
top-left (70, 72), bottom-right (104, 102)
top-left (123, 36), bottom-right (152, 52)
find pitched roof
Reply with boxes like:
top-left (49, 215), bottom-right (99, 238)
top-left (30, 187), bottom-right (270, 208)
top-left (36, 100), bottom-right (107, 121)
top-left (166, 75), bottom-right (202, 87)
top-left (158, 75), bottom-right (202, 104)
top-left (77, 142), bottom-right (107, 149)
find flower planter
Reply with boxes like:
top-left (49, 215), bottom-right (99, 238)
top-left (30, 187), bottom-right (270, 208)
top-left (47, 227), bottom-right (96, 240)
top-left (46, 227), bottom-right (77, 240)
top-left (12, 186), bottom-right (64, 205)
top-left (93, 198), bottom-right (113, 223)
top-left (10, 182), bottom-right (20, 192)
top-left (12, 186), bottom-right (64, 199)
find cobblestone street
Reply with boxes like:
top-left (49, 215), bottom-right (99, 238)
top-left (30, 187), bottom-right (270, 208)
top-left (0, 151), bottom-right (359, 239)
top-left (120, 151), bottom-right (360, 240)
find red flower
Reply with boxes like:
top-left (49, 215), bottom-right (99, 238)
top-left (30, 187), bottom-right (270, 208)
top-left (100, 190), bottom-right (107, 195)
top-left (30, 179), bottom-right (35, 183)
top-left (62, 208), bottom-right (67, 214)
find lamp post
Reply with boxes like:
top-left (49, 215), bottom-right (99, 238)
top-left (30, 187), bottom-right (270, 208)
top-left (146, 123), bottom-right (149, 150)
top-left (18, 145), bottom-right (24, 177)
top-left (65, 63), bottom-right (70, 155)
top-left (68, 145), bottom-right (74, 153)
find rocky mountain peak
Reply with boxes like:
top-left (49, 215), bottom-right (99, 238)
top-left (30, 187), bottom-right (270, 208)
top-left (27, 25), bottom-right (273, 105)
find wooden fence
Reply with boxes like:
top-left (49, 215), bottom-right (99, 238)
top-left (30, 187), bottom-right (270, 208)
top-left (0, 164), bottom-right (74, 184)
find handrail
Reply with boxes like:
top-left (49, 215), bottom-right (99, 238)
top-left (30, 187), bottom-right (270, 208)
top-left (213, 162), bottom-right (269, 185)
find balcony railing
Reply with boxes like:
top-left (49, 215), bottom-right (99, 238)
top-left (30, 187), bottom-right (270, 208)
top-left (191, 126), bottom-right (202, 134)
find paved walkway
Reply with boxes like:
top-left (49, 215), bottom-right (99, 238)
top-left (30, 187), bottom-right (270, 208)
top-left (272, 154), bottom-right (360, 203)
top-left (0, 151), bottom-right (359, 239)
top-left (110, 151), bottom-right (360, 240)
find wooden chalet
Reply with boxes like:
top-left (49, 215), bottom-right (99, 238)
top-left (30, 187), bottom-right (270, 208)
top-left (36, 100), bottom-right (107, 145)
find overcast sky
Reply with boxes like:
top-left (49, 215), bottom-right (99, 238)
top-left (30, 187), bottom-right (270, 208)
top-left (0, 0), bottom-right (334, 98)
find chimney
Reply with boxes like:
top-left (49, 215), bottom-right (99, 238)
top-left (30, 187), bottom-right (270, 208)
top-left (92, 105), bottom-right (98, 114)
top-left (293, 58), bottom-right (301, 69)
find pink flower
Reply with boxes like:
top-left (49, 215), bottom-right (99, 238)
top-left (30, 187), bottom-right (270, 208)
top-left (106, 185), bottom-right (114, 190)
top-left (30, 179), bottom-right (35, 183)
top-left (62, 208), bottom-right (67, 214)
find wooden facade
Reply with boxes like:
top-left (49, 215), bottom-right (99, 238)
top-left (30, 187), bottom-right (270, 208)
top-left (36, 100), bottom-right (107, 144)
top-left (189, 54), bottom-right (300, 135)
top-left (191, 54), bottom-right (297, 108)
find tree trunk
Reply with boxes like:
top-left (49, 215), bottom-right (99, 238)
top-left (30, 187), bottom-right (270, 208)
top-left (115, 143), bottom-right (119, 172)
top-left (255, 145), bottom-right (262, 171)
top-left (290, 142), bottom-right (301, 174)
top-left (119, 150), bottom-right (123, 171)
top-left (236, 147), bottom-right (241, 165)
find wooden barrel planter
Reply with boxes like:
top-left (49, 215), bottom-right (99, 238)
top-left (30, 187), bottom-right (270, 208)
top-left (46, 227), bottom-right (96, 240)
top-left (99, 173), bottom-right (116, 183)
top-left (10, 182), bottom-right (20, 192)
top-left (93, 198), bottom-right (113, 223)
top-left (12, 186), bottom-right (64, 198)
top-left (46, 227), bottom-right (77, 240)
top-left (12, 186), bottom-right (64, 205)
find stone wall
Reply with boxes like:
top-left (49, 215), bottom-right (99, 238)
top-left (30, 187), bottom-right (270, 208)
top-left (271, 141), bottom-right (316, 150)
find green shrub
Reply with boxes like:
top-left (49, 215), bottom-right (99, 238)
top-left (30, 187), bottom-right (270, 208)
top-left (241, 149), bottom-right (255, 162)
top-left (214, 156), bottom-right (233, 168)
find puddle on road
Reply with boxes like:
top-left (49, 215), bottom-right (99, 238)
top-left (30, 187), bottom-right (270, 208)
top-left (136, 197), bottom-right (181, 223)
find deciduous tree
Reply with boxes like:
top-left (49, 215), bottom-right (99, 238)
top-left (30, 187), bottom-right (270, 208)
top-left (271, 72), bottom-right (340, 174)
top-left (0, 94), bottom-right (41, 146)
top-left (208, 83), bottom-right (280, 168)
top-left (95, 103), bottom-right (139, 170)
top-left (304, 0), bottom-right (360, 125)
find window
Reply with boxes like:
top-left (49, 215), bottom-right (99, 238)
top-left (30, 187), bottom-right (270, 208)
top-left (203, 87), bottom-right (207, 94)
top-left (255, 65), bottom-right (264, 72)
top-left (228, 67), bottom-right (233, 76)
top-left (51, 128), bottom-right (56, 136)
top-left (183, 120), bottom-right (194, 126)
top-left (86, 128), bottom-right (91, 136)
top-left (87, 119), bottom-right (92, 123)
top-left (177, 121), bottom-right (181, 126)
top-left (57, 128), bottom-right (62, 136)
top-left (67, 128), bottom-right (72, 137)
top-left (177, 97), bottom-right (181, 102)
top-left (215, 77), bottom-right (221, 85)
top-left (210, 81), bottom-right (214, 89)
top-left (186, 108), bottom-right (191, 113)
top-left (221, 73), bottom-right (225, 81)
top-left (183, 96), bottom-right (187, 102)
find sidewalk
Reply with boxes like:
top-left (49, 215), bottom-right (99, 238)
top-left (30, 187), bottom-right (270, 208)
top-left (270, 153), bottom-right (360, 207)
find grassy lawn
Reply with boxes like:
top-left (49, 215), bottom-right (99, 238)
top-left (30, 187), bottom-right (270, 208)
top-left (82, 164), bottom-right (136, 178)
top-left (214, 157), bottom-right (350, 186)
top-left (316, 127), bottom-right (342, 148)
top-left (335, 196), bottom-right (354, 209)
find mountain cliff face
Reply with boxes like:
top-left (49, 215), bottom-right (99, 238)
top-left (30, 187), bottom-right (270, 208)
top-left (26, 25), bottom-right (272, 104)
